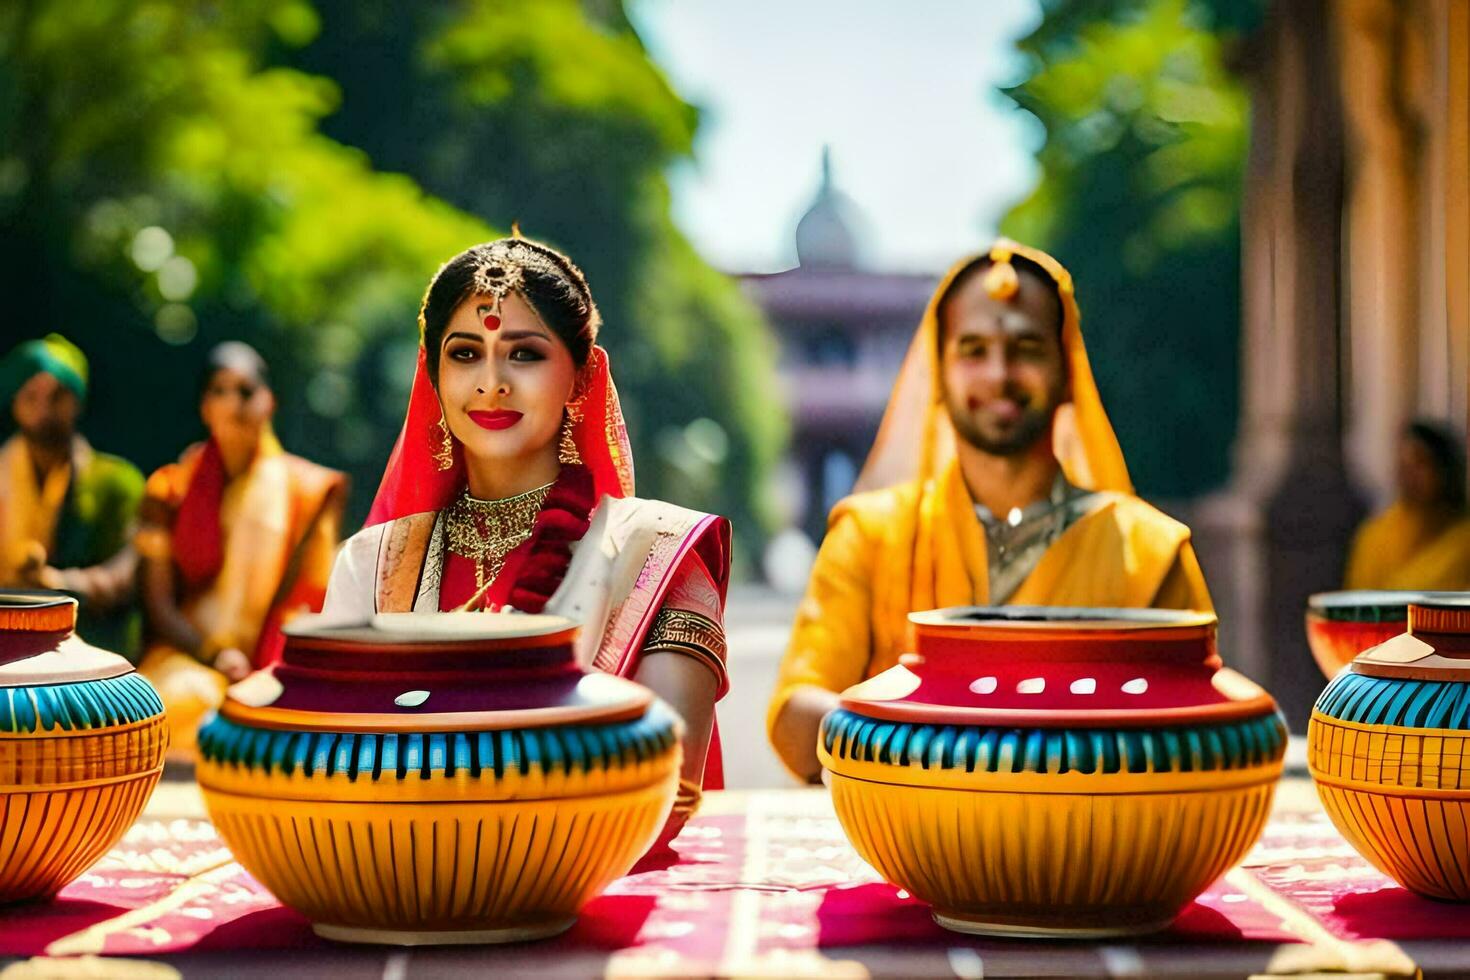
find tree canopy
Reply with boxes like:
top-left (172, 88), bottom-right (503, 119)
top-left (1003, 0), bottom-right (1262, 496)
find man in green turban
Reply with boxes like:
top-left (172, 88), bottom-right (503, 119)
top-left (0, 334), bottom-right (145, 657)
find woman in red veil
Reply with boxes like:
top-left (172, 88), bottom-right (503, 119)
top-left (323, 236), bottom-right (730, 847)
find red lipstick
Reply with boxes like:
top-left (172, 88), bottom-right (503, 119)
top-left (468, 410), bottom-right (523, 430)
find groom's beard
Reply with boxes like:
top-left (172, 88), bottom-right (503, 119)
top-left (944, 381), bottom-right (1063, 457)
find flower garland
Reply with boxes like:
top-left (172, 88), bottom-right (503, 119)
top-left (477, 463), bottom-right (596, 613)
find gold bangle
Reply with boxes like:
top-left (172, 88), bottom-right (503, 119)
top-left (674, 777), bottom-right (702, 814)
top-left (645, 608), bottom-right (727, 667)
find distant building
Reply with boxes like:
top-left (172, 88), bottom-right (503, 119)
top-left (739, 150), bottom-right (936, 542)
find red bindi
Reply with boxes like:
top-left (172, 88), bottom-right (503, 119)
top-left (482, 313), bottom-right (501, 330)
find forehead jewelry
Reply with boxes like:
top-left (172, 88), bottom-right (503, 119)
top-left (471, 247), bottom-right (525, 330)
top-left (981, 258), bottom-right (1020, 301)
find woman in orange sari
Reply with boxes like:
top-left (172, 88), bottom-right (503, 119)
top-left (1346, 419), bottom-right (1470, 590)
top-left (321, 236), bottom-right (730, 847)
top-left (137, 342), bottom-right (347, 755)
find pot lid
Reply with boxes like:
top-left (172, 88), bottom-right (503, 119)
top-left (223, 611), bottom-right (653, 733)
top-left (1351, 596), bottom-right (1470, 682)
top-left (0, 592), bottom-right (134, 688)
top-left (839, 605), bottom-right (1276, 729)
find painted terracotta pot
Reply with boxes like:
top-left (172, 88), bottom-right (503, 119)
top-left (195, 612), bottom-right (681, 945)
top-left (819, 606), bottom-right (1286, 938)
top-left (1308, 596), bottom-right (1470, 900)
top-left (0, 592), bottom-right (168, 903)
top-left (1305, 590), bottom-right (1458, 679)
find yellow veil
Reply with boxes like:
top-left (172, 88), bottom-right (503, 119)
top-left (855, 239), bottom-right (1132, 495)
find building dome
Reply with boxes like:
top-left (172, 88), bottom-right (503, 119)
top-left (795, 148), bottom-right (860, 269)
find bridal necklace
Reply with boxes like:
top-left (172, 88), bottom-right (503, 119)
top-left (443, 482), bottom-right (554, 591)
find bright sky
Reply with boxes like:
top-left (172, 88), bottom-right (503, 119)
top-left (630, 0), bottom-right (1043, 275)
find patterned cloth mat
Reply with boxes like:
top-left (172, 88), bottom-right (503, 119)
top-left (0, 787), bottom-right (1448, 975)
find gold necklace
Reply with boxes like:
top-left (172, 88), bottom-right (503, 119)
top-left (443, 482), bottom-right (553, 592)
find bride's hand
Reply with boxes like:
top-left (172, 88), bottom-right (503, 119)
top-left (213, 648), bottom-right (252, 681)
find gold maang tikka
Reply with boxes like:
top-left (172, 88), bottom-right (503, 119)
top-left (472, 244), bottom-right (526, 331)
top-left (981, 256), bottom-right (1020, 301)
top-left (465, 239), bottom-right (587, 467)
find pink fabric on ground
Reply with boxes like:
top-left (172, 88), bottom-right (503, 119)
top-left (2, 792), bottom-right (1451, 969)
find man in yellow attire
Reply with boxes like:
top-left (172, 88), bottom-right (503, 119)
top-left (768, 240), bottom-right (1212, 781)
top-left (1345, 420), bottom-right (1470, 590)
top-left (0, 334), bottom-right (144, 657)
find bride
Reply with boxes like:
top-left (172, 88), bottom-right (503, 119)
top-left (322, 236), bottom-right (730, 846)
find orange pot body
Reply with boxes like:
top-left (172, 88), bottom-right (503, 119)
top-left (0, 595), bottom-right (167, 903)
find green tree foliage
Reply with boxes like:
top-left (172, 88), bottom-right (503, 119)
top-left (1002, 0), bottom-right (1261, 496)
top-left (0, 1), bottom-right (489, 476)
top-left (0, 0), bottom-right (782, 559)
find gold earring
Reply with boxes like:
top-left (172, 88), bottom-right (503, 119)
top-left (558, 413), bottom-right (582, 465)
top-left (432, 408), bottom-right (455, 471)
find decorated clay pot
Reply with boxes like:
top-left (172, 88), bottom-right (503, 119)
top-left (196, 612), bottom-right (681, 945)
top-left (1308, 596), bottom-right (1470, 900)
top-left (1305, 590), bottom-right (1457, 679)
top-left (819, 606), bottom-right (1286, 938)
top-left (0, 592), bottom-right (168, 903)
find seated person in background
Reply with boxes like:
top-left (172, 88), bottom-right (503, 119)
top-left (137, 341), bottom-right (346, 756)
top-left (1345, 419), bottom-right (1470, 590)
top-left (0, 334), bottom-right (144, 656)
top-left (768, 240), bottom-right (1212, 782)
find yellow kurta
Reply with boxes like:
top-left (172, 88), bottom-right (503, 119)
top-left (0, 434), bottom-right (70, 584)
top-left (766, 460), bottom-right (1212, 739)
top-left (1344, 502), bottom-right (1470, 591)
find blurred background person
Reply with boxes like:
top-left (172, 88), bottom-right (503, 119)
top-left (1345, 420), bottom-right (1470, 591)
top-left (0, 334), bottom-right (145, 656)
top-left (136, 341), bottom-right (347, 757)
top-left (766, 242), bottom-right (1212, 782)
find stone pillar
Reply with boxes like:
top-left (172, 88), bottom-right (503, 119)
top-left (1337, 0), bottom-right (1426, 506)
top-left (1193, 0), bottom-right (1366, 728)
top-left (1334, 0), bottom-right (1470, 502)
top-left (1422, 0), bottom-right (1470, 439)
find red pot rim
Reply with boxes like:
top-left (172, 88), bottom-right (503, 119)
top-left (223, 612), bottom-right (647, 732)
top-left (840, 606), bottom-right (1275, 728)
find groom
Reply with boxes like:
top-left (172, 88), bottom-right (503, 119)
top-left (767, 241), bottom-right (1212, 781)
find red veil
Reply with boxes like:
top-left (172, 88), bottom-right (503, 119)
top-left (366, 345), bottom-right (635, 526)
